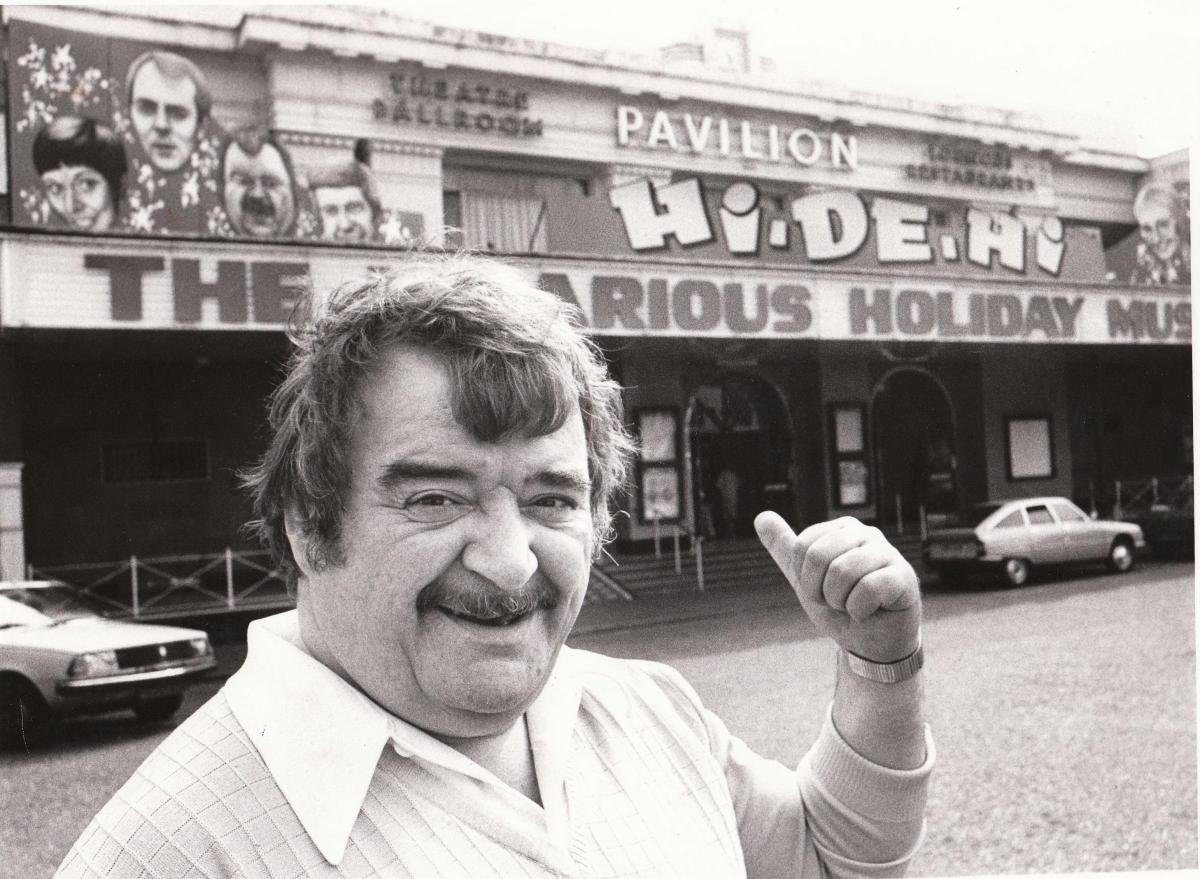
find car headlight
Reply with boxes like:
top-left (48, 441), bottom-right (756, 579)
top-left (189, 637), bottom-right (212, 657)
top-left (68, 650), bottom-right (120, 678)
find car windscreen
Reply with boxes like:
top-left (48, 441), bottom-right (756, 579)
top-left (0, 594), bottom-right (54, 628)
top-left (0, 584), bottom-right (107, 622)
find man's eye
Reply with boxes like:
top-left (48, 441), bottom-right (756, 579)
top-left (134, 99), bottom-right (156, 116)
top-left (526, 496), bottom-right (581, 523)
top-left (165, 105), bottom-right (190, 123)
top-left (403, 493), bottom-right (469, 523)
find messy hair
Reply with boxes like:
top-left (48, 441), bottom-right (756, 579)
top-left (242, 252), bottom-right (634, 590)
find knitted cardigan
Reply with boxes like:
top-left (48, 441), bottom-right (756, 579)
top-left (57, 638), bottom-right (932, 878)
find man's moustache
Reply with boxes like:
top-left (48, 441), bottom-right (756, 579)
top-left (416, 573), bottom-right (559, 618)
top-left (241, 194), bottom-right (276, 220)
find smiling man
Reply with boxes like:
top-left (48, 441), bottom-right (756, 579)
top-left (57, 254), bottom-right (933, 878)
top-left (308, 157), bottom-right (381, 242)
top-left (221, 128), bottom-right (297, 238)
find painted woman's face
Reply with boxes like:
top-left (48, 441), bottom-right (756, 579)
top-left (40, 165), bottom-right (114, 231)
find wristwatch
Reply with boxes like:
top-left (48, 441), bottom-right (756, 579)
top-left (841, 640), bottom-right (924, 683)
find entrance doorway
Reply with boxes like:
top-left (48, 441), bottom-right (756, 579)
top-left (686, 373), bottom-right (792, 540)
top-left (871, 367), bottom-right (959, 530)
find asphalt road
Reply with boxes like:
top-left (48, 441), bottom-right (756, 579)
top-left (2, 561), bottom-right (1195, 877)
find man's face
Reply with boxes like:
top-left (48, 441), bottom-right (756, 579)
top-left (129, 62), bottom-right (199, 173)
top-left (1137, 201), bottom-right (1180, 261)
top-left (41, 165), bottom-right (114, 231)
top-left (293, 345), bottom-right (594, 739)
top-left (223, 142), bottom-right (296, 237)
top-left (315, 185), bottom-right (374, 242)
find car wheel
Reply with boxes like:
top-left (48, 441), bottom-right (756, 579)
top-left (1106, 537), bottom-right (1136, 573)
top-left (133, 693), bottom-right (184, 723)
top-left (0, 677), bottom-right (53, 751)
top-left (1001, 557), bottom-right (1030, 587)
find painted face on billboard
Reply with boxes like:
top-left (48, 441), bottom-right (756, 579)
top-left (314, 184), bottom-right (375, 242)
top-left (223, 141), bottom-right (296, 238)
top-left (129, 62), bottom-right (200, 173)
top-left (1136, 199), bottom-right (1181, 262)
top-left (40, 165), bottom-right (115, 231)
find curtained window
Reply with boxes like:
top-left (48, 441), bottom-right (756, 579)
top-left (457, 191), bottom-right (548, 253)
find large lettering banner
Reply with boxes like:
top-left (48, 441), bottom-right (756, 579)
top-left (2, 239), bottom-right (1188, 345)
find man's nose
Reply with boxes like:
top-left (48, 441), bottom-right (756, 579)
top-left (153, 107), bottom-right (170, 132)
top-left (461, 500), bottom-right (537, 590)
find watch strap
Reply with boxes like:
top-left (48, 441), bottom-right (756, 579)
top-left (842, 641), bottom-right (924, 683)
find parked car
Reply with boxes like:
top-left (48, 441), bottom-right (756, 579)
top-left (922, 497), bottom-right (1146, 587)
top-left (1123, 505), bottom-right (1194, 559)
top-left (0, 581), bottom-right (216, 748)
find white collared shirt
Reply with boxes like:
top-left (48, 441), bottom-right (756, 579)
top-left (223, 611), bottom-right (583, 864)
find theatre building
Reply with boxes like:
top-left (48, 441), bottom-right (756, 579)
top-left (0, 6), bottom-right (1190, 583)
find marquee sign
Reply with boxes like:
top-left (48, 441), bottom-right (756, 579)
top-left (616, 105), bottom-right (859, 170)
top-left (589, 175), bottom-right (1111, 282)
top-left (1, 239), bottom-right (1188, 345)
top-left (373, 68), bottom-right (544, 139)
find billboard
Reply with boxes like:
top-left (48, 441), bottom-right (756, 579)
top-left (2, 238), bottom-right (1188, 346)
top-left (8, 22), bottom-right (425, 246)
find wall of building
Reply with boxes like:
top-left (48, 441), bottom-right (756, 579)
top-left (979, 347), bottom-right (1073, 502)
top-left (18, 338), bottom-right (287, 564)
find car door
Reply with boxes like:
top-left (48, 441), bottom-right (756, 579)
top-left (1049, 500), bottom-right (1102, 561)
top-left (1023, 502), bottom-right (1067, 563)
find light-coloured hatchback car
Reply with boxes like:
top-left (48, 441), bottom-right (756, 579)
top-left (922, 496), bottom-right (1146, 587)
top-left (0, 581), bottom-right (216, 748)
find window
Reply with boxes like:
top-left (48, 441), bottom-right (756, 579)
top-left (1005, 415), bottom-right (1055, 480)
top-left (442, 190), bottom-right (463, 249)
top-left (1050, 500), bottom-right (1089, 523)
top-left (828, 403), bottom-right (870, 508)
top-left (102, 440), bottom-right (208, 484)
top-left (455, 191), bottom-right (548, 253)
top-left (994, 510), bottom-right (1024, 529)
top-left (1025, 504), bottom-right (1054, 525)
top-left (635, 407), bottom-right (682, 524)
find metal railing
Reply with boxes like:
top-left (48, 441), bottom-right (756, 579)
top-left (1112, 475), bottom-right (1194, 519)
top-left (26, 549), bottom-right (291, 620)
top-left (647, 517), bottom-right (705, 591)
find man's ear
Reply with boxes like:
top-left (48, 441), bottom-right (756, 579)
top-left (283, 507), bottom-right (313, 579)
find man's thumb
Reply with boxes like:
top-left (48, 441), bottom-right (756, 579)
top-left (754, 510), bottom-right (796, 576)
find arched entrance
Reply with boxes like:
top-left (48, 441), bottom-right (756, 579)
top-left (686, 373), bottom-right (792, 540)
top-left (871, 367), bottom-right (959, 530)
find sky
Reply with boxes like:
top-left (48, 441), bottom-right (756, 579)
top-left (370, 0), bottom-right (1197, 159)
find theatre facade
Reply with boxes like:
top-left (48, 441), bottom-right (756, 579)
top-left (0, 7), bottom-right (1190, 576)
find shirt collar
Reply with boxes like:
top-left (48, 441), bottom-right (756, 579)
top-left (224, 611), bottom-right (583, 866)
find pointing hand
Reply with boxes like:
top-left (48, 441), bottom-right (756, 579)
top-left (755, 512), bottom-right (921, 663)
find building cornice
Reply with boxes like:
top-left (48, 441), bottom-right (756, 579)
top-left (8, 5), bottom-right (1149, 166)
